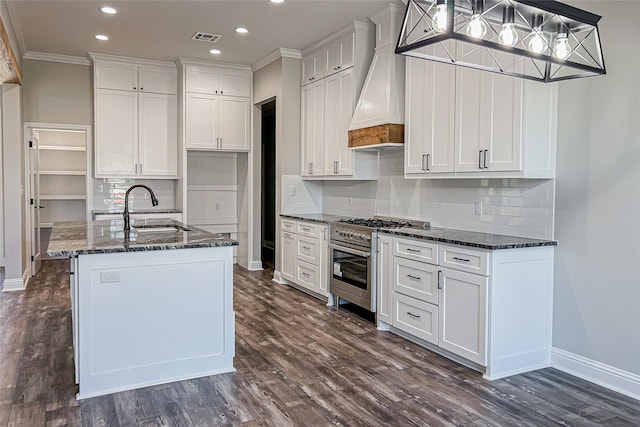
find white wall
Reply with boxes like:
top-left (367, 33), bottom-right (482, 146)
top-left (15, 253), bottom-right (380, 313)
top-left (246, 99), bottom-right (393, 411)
top-left (553, 1), bottom-right (640, 376)
top-left (1, 84), bottom-right (25, 290)
top-left (322, 151), bottom-right (555, 239)
top-left (253, 55), bottom-right (302, 273)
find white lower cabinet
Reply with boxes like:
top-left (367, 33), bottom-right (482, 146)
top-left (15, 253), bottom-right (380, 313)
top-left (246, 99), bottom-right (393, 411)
top-left (392, 292), bottom-right (438, 344)
top-left (279, 219), bottom-right (328, 298)
top-left (280, 230), bottom-right (296, 282)
top-left (438, 267), bottom-right (487, 365)
top-left (378, 233), bottom-right (555, 380)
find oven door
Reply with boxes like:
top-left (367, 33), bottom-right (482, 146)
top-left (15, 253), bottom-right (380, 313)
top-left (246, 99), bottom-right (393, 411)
top-left (328, 243), bottom-right (374, 311)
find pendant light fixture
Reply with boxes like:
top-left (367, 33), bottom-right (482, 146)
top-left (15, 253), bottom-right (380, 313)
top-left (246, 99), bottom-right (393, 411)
top-left (395, 0), bottom-right (606, 82)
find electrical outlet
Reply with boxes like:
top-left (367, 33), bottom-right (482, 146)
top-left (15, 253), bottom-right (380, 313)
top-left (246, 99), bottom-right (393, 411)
top-left (475, 200), bottom-right (483, 216)
top-left (289, 186), bottom-right (297, 196)
top-left (100, 271), bottom-right (120, 283)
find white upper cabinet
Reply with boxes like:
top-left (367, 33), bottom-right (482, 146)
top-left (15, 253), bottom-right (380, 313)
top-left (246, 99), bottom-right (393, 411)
top-left (185, 65), bottom-right (250, 98)
top-left (325, 32), bottom-right (354, 76)
top-left (405, 57), bottom-right (455, 175)
top-left (300, 21), bottom-right (378, 180)
top-left (91, 54), bottom-right (178, 178)
top-left (95, 60), bottom-right (177, 95)
top-left (405, 50), bottom-right (557, 179)
top-left (301, 80), bottom-right (325, 177)
top-left (138, 92), bottom-right (178, 176)
top-left (302, 49), bottom-right (326, 86)
top-left (181, 62), bottom-right (252, 152)
top-left (324, 68), bottom-right (354, 176)
top-left (95, 89), bottom-right (138, 176)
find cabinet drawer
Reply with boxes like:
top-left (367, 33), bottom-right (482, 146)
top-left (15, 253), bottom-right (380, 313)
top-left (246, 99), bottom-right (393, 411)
top-left (296, 221), bottom-right (320, 238)
top-left (393, 238), bottom-right (438, 264)
top-left (281, 219), bottom-right (296, 232)
top-left (392, 293), bottom-right (438, 345)
top-left (296, 235), bottom-right (319, 265)
top-left (393, 257), bottom-right (439, 305)
top-left (296, 260), bottom-right (319, 292)
top-left (439, 245), bottom-right (489, 276)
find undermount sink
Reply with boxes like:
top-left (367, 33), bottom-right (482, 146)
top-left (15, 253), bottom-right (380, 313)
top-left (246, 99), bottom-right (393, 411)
top-left (133, 224), bottom-right (191, 233)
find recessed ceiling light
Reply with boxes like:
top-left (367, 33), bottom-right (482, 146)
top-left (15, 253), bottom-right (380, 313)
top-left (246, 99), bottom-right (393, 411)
top-left (270, 0), bottom-right (284, 3)
top-left (235, 27), bottom-right (248, 34)
top-left (100, 6), bottom-right (117, 14)
top-left (95, 34), bottom-right (109, 41)
top-left (209, 49), bottom-right (221, 55)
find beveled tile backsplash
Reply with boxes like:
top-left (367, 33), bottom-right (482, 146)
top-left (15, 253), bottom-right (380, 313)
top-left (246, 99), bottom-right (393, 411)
top-left (91, 178), bottom-right (176, 212)
top-left (321, 150), bottom-right (555, 239)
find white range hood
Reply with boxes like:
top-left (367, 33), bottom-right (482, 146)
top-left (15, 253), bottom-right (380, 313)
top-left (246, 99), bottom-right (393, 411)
top-left (348, 4), bottom-right (405, 148)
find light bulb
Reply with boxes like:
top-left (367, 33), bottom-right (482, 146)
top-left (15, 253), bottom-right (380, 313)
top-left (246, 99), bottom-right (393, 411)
top-left (553, 34), bottom-right (571, 59)
top-left (528, 29), bottom-right (546, 54)
top-left (432, 4), bottom-right (448, 34)
top-left (499, 23), bottom-right (518, 47)
top-left (466, 14), bottom-right (487, 39)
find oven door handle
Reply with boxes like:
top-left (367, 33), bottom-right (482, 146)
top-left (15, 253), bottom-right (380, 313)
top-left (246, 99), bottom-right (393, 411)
top-left (329, 244), bottom-right (371, 258)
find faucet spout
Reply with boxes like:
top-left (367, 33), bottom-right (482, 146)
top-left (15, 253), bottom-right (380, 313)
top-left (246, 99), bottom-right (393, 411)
top-left (123, 184), bottom-right (159, 231)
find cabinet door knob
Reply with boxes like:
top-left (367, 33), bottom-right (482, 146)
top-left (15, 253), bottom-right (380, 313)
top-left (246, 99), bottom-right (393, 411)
top-left (133, 87), bottom-right (137, 90)
top-left (220, 90), bottom-right (223, 95)
top-left (140, 87), bottom-right (143, 91)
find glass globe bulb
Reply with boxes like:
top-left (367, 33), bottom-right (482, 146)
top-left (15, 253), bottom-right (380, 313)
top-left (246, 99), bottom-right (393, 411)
top-left (466, 14), bottom-right (487, 39)
top-left (553, 35), bottom-right (571, 59)
top-left (528, 29), bottom-right (547, 54)
top-left (498, 23), bottom-right (518, 47)
top-left (432, 4), bottom-right (448, 34)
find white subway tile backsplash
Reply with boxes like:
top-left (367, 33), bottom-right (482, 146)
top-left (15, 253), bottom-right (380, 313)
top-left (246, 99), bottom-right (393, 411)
top-left (91, 178), bottom-right (176, 212)
top-left (318, 149), bottom-right (555, 239)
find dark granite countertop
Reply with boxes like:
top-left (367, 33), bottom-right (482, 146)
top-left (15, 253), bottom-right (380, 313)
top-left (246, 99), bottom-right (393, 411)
top-left (48, 219), bottom-right (237, 256)
top-left (378, 227), bottom-right (557, 250)
top-left (280, 213), bottom-right (349, 224)
top-left (281, 213), bottom-right (556, 250)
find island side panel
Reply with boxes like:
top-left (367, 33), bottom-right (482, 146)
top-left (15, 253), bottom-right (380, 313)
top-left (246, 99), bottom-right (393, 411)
top-left (76, 246), bottom-right (235, 399)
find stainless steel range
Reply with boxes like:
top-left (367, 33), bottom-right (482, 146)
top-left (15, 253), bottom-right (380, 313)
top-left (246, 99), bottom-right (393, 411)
top-left (328, 217), bottom-right (428, 313)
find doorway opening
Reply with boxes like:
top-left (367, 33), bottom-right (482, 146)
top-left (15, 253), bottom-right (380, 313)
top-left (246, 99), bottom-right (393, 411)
top-left (261, 100), bottom-right (276, 270)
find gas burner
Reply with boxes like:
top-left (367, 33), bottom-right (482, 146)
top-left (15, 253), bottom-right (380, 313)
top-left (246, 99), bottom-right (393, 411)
top-left (338, 217), bottom-right (415, 229)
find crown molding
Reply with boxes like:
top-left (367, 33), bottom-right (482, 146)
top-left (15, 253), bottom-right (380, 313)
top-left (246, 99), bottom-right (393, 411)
top-left (24, 51), bottom-right (90, 66)
top-left (177, 57), bottom-right (252, 71)
top-left (252, 48), bottom-right (301, 72)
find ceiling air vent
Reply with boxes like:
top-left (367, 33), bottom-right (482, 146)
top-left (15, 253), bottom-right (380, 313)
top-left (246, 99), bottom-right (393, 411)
top-left (191, 32), bottom-right (222, 43)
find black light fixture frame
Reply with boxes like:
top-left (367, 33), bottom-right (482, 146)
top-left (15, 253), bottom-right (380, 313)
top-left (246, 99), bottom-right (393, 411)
top-left (395, 0), bottom-right (606, 82)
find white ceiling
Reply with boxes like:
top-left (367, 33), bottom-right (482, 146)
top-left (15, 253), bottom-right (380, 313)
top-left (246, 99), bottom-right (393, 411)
top-left (6, 0), bottom-right (400, 67)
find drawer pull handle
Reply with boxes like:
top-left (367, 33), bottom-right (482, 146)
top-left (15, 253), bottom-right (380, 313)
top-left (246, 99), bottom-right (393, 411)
top-left (302, 246), bottom-right (311, 251)
top-left (452, 256), bottom-right (471, 262)
top-left (405, 248), bottom-right (420, 253)
top-left (407, 312), bottom-right (421, 319)
top-left (302, 227), bottom-right (311, 232)
top-left (302, 272), bottom-right (310, 277)
top-left (407, 274), bottom-right (421, 281)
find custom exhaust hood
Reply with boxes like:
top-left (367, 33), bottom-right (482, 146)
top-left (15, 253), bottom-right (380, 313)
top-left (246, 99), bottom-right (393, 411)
top-left (348, 4), bottom-right (406, 149)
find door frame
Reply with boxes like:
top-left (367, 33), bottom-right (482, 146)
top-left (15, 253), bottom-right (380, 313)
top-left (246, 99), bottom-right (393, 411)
top-left (23, 122), bottom-right (92, 277)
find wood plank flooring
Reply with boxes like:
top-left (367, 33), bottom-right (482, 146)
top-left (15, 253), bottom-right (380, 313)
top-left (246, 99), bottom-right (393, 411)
top-left (1, 260), bottom-right (639, 426)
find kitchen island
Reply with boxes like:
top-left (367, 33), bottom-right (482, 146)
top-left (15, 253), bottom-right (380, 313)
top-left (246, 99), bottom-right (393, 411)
top-left (48, 218), bottom-right (238, 399)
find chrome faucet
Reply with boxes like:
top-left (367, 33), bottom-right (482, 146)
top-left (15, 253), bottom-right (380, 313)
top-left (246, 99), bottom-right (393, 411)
top-left (123, 184), bottom-right (159, 231)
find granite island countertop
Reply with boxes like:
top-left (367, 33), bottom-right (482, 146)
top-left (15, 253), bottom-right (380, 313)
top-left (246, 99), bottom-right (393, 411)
top-left (48, 219), bottom-right (238, 257)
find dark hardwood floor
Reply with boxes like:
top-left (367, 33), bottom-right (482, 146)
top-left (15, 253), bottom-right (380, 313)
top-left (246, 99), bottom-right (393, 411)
top-left (1, 260), bottom-right (639, 426)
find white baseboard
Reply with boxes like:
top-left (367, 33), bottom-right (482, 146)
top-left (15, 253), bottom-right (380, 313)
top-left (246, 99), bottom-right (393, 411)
top-left (248, 261), bottom-right (263, 271)
top-left (551, 347), bottom-right (640, 401)
top-left (272, 270), bottom-right (287, 284)
top-left (2, 277), bottom-right (25, 291)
